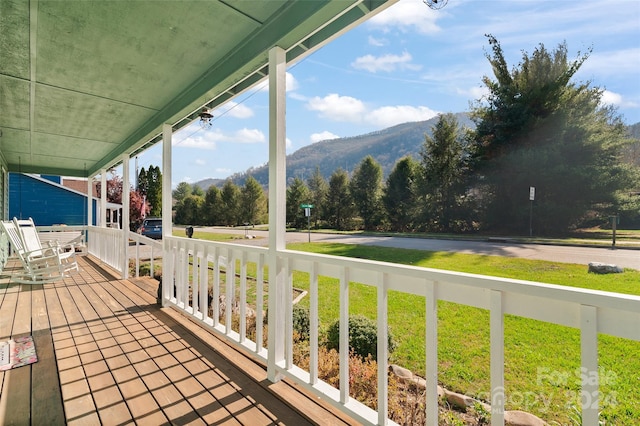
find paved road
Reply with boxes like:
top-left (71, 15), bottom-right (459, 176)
top-left (191, 227), bottom-right (640, 271)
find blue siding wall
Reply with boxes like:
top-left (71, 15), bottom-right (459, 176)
top-left (9, 174), bottom-right (97, 226)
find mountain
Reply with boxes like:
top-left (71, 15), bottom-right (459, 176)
top-left (195, 112), bottom-right (472, 190)
top-left (194, 116), bottom-right (640, 190)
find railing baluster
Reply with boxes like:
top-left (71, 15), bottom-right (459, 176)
top-left (255, 253), bottom-right (265, 354)
top-left (191, 246), bottom-right (199, 314)
top-left (491, 290), bottom-right (505, 426)
top-left (212, 246), bottom-right (220, 327)
top-left (285, 257), bottom-right (293, 369)
top-left (310, 261), bottom-right (318, 385)
top-left (226, 251), bottom-right (235, 336)
top-left (240, 251), bottom-right (247, 343)
top-left (339, 265), bottom-right (349, 404)
top-left (377, 271), bottom-right (388, 425)
top-left (200, 245), bottom-right (209, 322)
top-left (425, 280), bottom-right (438, 425)
top-left (581, 304), bottom-right (599, 426)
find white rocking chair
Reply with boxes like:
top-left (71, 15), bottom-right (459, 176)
top-left (13, 218), bottom-right (79, 276)
top-left (0, 218), bottom-right (77, 283)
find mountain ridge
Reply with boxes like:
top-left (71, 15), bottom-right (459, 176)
top-left (195, 112), bottom-right (473, 190)
top-left (194, 114), bottom-right (640, 190)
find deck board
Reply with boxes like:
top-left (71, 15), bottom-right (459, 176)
top-left (0, 256), bottom-right (355, 425)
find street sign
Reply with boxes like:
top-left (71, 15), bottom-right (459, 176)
top-left (304, 208), bottom-right (311, 217)
top-left (529, 186), bottom-right (535, 201)
top-left (300, 204), bottom-right (314, 208)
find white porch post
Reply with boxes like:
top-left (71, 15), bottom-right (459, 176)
top-left (161, 123), bottom-right (173, 307)
top-left (121, 154), bottom-right (130, 279)
top-left (100, 169), bottom-right (107, 228)
top-left (87, 175), bottom-right (93, 226)
top-left (267, 46), bottom-right (287, 382)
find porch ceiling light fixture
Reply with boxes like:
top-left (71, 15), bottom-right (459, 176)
top-left (199, 107), bottom-right (214, 129)
top-left (423, 0), bottom-right (448, 9)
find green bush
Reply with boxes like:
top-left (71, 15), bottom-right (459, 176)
top-left (292, 304), bottom-right (311, 339)
top-left (326, 315), bottom-right (396, 361)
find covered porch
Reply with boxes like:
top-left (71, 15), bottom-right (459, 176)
top-left (2, 1), bottom-right (640, 425)
top-left (0, 255), bottom-right (352, 425)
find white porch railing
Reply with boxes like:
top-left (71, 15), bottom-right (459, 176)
top-left (89, 232), bottom-right (640, 426)
top-left (129, 232), bottom-right (163, 278)
top-left (87, 226), bottom-right (124, 274)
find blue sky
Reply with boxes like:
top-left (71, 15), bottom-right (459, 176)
top-left (134, 0), bottom-right (640, 187)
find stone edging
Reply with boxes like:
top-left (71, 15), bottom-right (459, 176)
top-left (389, 364), bottom-right (548, 426)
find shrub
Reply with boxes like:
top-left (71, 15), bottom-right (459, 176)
top-left (326, 315), bottom-right (396, 361)
top-left (292, 304), bottom-right (311, 340)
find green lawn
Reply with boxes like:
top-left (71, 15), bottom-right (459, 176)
top-left (287, 242), bottom-right (640, 424)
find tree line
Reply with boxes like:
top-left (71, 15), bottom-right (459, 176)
top-left (173, 36), bottom-right (640, 235)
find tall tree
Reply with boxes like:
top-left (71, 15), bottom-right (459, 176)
top-left (240, 176), bottom-right (266, 225)
top-left (204, 186), bottom-right (223, 225)
top-left (307, 166), bottom-right (329, 228)
top-left (419, 113), bottom-right (472, 232)
top-left (173, 182), bottom-right (192, 204)
top-left (286, 177), bottom-right (310, 229)
top-left (350, 156), bottom-right (383, 230)
top-left (220, 180), bottom-right (240, 226)
top-left (471, 35), bottom-right (635, 234)
top-left (192, 184), bottom-right (204, 197)
top-left (326, 168), bottom-right (354, 231)
top-left (137, 165), bottom-right (162, 216)
top-left (175, 194), bottom-right (204, 225)
top-left (383, 156), bottom-right (419, 232)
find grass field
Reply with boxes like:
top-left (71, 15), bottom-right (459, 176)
top-left (286, 242), bottom-right (640, 424)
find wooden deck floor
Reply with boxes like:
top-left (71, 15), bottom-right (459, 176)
top-left (0, 256), bottom-right (355, 425)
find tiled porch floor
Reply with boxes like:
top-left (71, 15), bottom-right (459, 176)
top-left (0, 256), bottom-right (355, 425)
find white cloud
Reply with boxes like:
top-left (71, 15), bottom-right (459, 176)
top-left (367, 105), bottom-right (439, 128)
top-left (258, 72), bottom-right (299, 92)
top-left (216, 168), bottom-right (232, 174)
top-left (601, 90), bottom-right (637, 108)
top-left (310, 131), bottom-right (340, 143)
top-left (306, 93), bottom-right (438, 128)
top-left (234, 128), bottom-right (266, 144)
top-left (306, 93), bottom-right (367, 122)
top-left (182, 176), bottom-right (193, 183)
top-left (286, 72), bottom-right (300, 91)
top-left (175, 133), bottom-right (218, 150)
top-left (351, 51), bottom-right (419, 73)
top-left (194, 159), bottom-right (206, 166)
top-left (214, 101), bottom-right (254, 119)
top-left (457, 85), bottom-right (490, 101)
top-left (286, 138), bottom-right (292, 149)
top-left (368, 35), bottom-right (387, 47)
top-left (175, 126), bottom-right (265, 149)
top-left (368, 0), bottom-right (441, 35)
top-left (580, 48), bottom-right (640, 77)
top-left (289, 92), bottom-right (309, 102)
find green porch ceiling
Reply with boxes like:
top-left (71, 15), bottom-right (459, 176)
top-left (0, 0), bottom-right (397, 177)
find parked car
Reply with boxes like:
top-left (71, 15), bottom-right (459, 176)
top-left (138, 218), bottom-right (162, 239)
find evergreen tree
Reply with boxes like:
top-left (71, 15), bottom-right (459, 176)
top-left (220, 180), bottom-right (240, 226)
top-left (175, 194), bottom-right (204, 225)
top-left (307, 166), bottom-right (328, 228)
top-left (419, 113), bottom-right (472, 232)
top-left (350, 156), bottom-right (383, 230)
top-left (286, 177), bottom-right (310, 229)
top-left (471, 35), bottom-right (635, 234)
top-left (173, 182), bottom-right (192, 204)
top-left (240, 176), bottom-right (266, 225)
top-left (383, 156), bottom-right (419, 232)
top-left (137, 165), bottom-right (162, 216)
top-left (204, 186), bottom-right (223, 225)
top-left (326, 168), bottom-right (354, 230)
